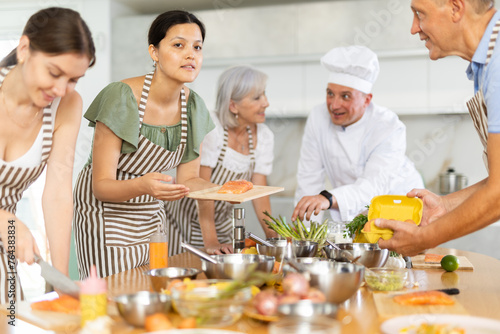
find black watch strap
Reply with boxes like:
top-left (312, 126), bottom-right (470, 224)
top-left (319, 190), bottom-right (333, 209)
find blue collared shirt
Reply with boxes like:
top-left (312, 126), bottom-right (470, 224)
top-left (466, 10), bottom-right (500, 133)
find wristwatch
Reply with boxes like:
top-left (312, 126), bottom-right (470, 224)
top-left (319, 190), bottom-right (333, 209)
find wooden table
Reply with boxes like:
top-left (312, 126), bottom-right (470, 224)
top-left (4, 247), bottom-right (500, 333)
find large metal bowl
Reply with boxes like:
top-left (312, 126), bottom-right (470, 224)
top-left (323, 243), bottom-right (389, 268)
top-left (115, 291), bottom-right (171, 327)
top-left (201, 254), bottom-right (275, 280)
top-left (299, 261), bottom-right (365, 304)
top-left (256, 238), bottom-right (319, 259)
top-left (143, 267), bottom-right (201, 292)
top-left (278, 300), bottom-right (339, 318)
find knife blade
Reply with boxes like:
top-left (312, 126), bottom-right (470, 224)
top-left (436, 288), bottom-right (460, 295)
top-left (34, 255), bottom-right (80, 299)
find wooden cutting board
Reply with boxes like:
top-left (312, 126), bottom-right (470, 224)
top-left (373, 291), bottom-right (469, 320)
top-left (0, 300), bottom-right (119, 331)
top-left (411, 255), bottom-right (474, 270)
top-left (186, 185), bottom-right (284, 203)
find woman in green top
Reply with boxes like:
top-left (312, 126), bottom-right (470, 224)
top-left (73, 10), bottom-right (215, 279)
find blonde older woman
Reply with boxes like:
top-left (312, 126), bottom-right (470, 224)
top-left (166, 65), bottom-right (277, 255)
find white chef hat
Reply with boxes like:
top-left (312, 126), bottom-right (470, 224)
top-left (320, 45), bottom-right (380, 94)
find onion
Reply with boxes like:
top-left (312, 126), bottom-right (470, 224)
top-left (282, 272), bottom-right (310, 298)
top-left (253, 290), bottom-right (279, 316)
top-left (277, 293), bottom-right (300, 305)
top-left (303, 287), bottom-right (326, 303)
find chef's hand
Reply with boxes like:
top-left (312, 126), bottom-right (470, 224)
top-left (407, 188), bottom-right (447, 226)
top-left (264, 228), bottom-right (279, 239)
top-left (292, 195), bottom-right (330, 221)
top-left (205, 243), bottom-right (233, 255)
top-left (141, 172), bottom-right (190, 201)
top-left (375, 218), bottom-right (425, 257)
top-left (0, 216), bottom-right (40, 265)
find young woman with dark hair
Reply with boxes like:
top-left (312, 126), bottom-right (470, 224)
top-left (0, 7), bottom-right (95, 303)
top-left (73, 10), bottom-right (215, 278)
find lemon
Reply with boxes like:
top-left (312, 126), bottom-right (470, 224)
top-left (250, 285), bottom-right (260, 296)
top-left (441, 255), bottom-right (460, 272)
top-left (243, 247), bottom-right (258, 254)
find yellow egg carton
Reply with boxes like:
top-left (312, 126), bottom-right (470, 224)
top-left (362, 195), bottom-right (423, 243)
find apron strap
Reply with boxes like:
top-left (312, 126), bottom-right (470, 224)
top-left (486, 20), bottom-right (500, 66)
top-left (138, 72), bottom-right (154, 126)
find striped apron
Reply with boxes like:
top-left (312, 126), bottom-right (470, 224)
top-left (165, 126), bottom-right (255, 256)
top-left (465, 19), bottom-right (500, 170)
top-left (73, 72), bottom-right (188, 279)
top-left (0, 66), bottom-right (54, 303)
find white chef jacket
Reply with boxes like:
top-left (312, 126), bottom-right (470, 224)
top-left (294, 101), bottom-right (424, 222)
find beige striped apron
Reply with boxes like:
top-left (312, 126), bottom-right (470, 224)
top-left (73, 72), bottom-right (188, 279)
top-left (0, 66), bottom-right (54, 303)
top-left (165, 126), bottom-right (255, 256)
top-left (465, 19), bottom-right (500, 171)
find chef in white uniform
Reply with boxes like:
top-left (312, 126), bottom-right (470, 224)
top-left (292, 45), bottom-right (424, 223)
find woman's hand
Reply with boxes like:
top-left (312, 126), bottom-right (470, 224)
top-left (407, 189), bottom-right (447, 226)
top-left (0, 215), bottom-right (40, 265)
top-left (205, 242), bottom-right (233, 255)
top-left (140, 173), bottom-right (190, 201)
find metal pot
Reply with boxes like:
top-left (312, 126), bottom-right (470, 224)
top-left (439, 168), bottom-right (468, 195)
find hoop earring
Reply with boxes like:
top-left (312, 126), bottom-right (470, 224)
top-left (235, 114), bottom-right (238, 119)
top-left (153, 60), bottom-right (157, 68)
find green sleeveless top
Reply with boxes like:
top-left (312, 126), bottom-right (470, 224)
top-left (83, 82), bottom-right (215, 167)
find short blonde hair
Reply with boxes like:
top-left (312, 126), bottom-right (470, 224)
top-left (214, 65), bottom-right (268, 128)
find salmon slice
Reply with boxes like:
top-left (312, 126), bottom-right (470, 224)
top-left (217, 180), bottom-right (253, 194)
top-left (393, 290), bottom-right (455, 306)
top-left (31, 294), bottom-right (80, 314)
top-left (424, 253), bottom-right (445, 263)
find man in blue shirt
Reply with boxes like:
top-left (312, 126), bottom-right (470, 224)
top-left (376, 0), bottom-right (500, 256)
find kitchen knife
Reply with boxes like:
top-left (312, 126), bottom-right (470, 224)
top-left (34, 255), bottom-right (80, 299)
top-left (437, 288), bottom-right (460, 295)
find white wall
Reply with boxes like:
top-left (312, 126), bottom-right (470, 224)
top-left (108, 0), bottom-right (497, 259)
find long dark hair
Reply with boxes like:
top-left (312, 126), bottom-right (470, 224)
top-left (0, 7), bottom-right (96, 67)
top-left (148, 10), bottom-right (206, 48)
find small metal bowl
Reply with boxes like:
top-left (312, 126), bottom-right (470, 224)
top-left (323, 243), bottom-right (389, 268)
top-left (115, 291), bottom-right (171, 327)
top-left (293, 240), bottom-right (319, 258)
top-left (296, 257), bottom-right (336, 265)
top-left (278, 300), bottom-right (339, 318)
top-left (256, 238), bottom-right (319, 259)
top-left (201, 254), bottom-right (275, 280)
top-left (143, 267), bottom-right (201, 292)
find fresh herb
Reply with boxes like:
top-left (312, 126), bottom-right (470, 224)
top-left (344, 206), bottom-right (369, 239)
top-left (263, 211), bottom-right (328, 245)
top-left (390, 251), bottom-right (400, 257)
top-left (218, 271), bottom-right (275, 299)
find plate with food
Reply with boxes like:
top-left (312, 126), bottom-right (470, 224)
top-left (243, 305), bottom-right (280, 322)
top-left (186, 181), bottom-right (284, 203)
top-left (381, 314), bottom-right (500, 334)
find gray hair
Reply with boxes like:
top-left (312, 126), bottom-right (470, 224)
top-left (214, 65), bottom-right (268, 128)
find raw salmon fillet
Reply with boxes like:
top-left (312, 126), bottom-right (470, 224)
top-left (217, 180), bottom-right (253, 194)
top-left (31, 294), bottom-right (80, 314)
top-left (424, 253), bottom-right (445, 263)
top-left (393, 290), bottom-right (455, 306)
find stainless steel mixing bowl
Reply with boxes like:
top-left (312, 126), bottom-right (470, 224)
top-left (143, 267), bottom-right (201, 292)
top-left (298, 261), bottom-right (365, 304)
top-left (115, 291), bottom-right (171, 327)
top-left (256, 238), bottom-right (319, 259)
top-left (201, 253), bottom-right (275, 280)
top-left (323, 243), bottom-right (389, 268)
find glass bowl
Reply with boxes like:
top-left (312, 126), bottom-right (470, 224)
top-left (364, 268), bottom-right (408, 291)
top-left (170, 279), bottom-right (252, 327)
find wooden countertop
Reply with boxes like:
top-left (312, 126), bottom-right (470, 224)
top-left (5, 247), bottom-right (500, 333)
